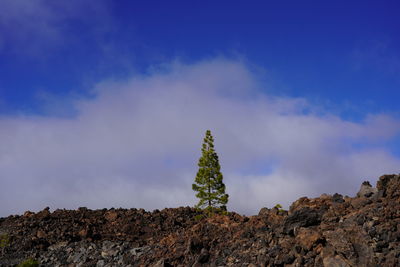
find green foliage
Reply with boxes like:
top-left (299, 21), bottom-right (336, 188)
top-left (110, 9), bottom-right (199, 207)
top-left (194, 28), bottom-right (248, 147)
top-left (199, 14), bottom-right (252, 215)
top-left (17, 259), bottom-right (39, 267)
top-left (0, 234), bottom-right (10, 256)
top-left (0, 234), bottom-right (10, 248)
top-left (273, 203), bottom-right (286, 214)
top-left (194, 214), bottom-right (205, 221)
top-left (192, 130), bottom-right (229, 214)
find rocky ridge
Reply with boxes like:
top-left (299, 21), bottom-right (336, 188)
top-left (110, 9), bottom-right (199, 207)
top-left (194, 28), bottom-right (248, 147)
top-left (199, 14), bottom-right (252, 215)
top-left (1, 174), bottom-right (400, 266)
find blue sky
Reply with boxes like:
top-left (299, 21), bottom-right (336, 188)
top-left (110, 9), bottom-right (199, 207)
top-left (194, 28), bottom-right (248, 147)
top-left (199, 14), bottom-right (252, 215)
top-left (1, 1), bottom-right (399, 117)
top-left (0, 1), bottom-right (399, 216)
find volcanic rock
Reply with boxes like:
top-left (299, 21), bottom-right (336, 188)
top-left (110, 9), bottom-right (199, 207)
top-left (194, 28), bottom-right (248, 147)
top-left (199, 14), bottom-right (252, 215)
top-left (1, 174), bottom-right (400, 266)
top-left (357, 181), bottom-right (378, 198)
top-left (283, 207), bottom-right (323, 235)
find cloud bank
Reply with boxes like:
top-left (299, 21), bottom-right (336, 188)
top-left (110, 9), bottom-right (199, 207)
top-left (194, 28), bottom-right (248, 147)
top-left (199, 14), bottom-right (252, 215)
top-left (1, 59), bottom-right (399, 217)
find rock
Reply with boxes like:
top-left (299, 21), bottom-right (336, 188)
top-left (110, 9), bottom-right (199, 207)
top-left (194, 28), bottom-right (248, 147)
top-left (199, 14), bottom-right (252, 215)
top-left (96, 260), bottom-right (105, 267)
top-left (36, 207), bottom-right (51, 219)
top-left (332, 193), bottom-right (344, 203)
top-left (357, 181), bottom-right (378, 198)
top-left (23, 211), bottom-right (35, 217)
top-left (153, 259), bottom-right (173, 267)
top-left (295, 228), bottom-right (322, 251)
top-left (377, 174), bottom-right (400, 198)
top-left (283, 253), bottom-right (295, 264)
top-left (350, 197), bottom-right (370, 209)
top-left (130, 246), bottom-right (148, 256)
top-left (197, 248), bottom-right (210, 263)
top-left (187, 237), bottom-right (203, 254)
top-left (322, 255), bottom-right (350, 267)
top-left (36, 230), bottom-right (46, 238)
top-left (289, 197), bottom-right (309, 214)
top-left (268, 245), bottom-right (281, 257)
top-left (48, 241), bottom-right (68, 251)
top-left (283, 207), bottom-right (323, 235)
top-left (78, 228), bottom-right (89, 238)
top-left (258, 207), bottom-right (269, 216)
top-left (1, 175), bottom-right (400, 266)
top-left (105, 210), bottom-right (118, 221)
top-left (101, 248), bottom-right (118, 258)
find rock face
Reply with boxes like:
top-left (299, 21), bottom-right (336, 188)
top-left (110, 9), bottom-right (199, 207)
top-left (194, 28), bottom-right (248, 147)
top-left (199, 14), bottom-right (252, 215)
top-left (1, 174), bottom-right (400, 266)
top-left (357, 181), bottom-right (378, 198)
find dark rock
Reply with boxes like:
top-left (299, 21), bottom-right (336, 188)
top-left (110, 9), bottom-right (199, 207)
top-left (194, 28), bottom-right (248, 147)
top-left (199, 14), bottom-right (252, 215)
top-left (332, 193), bottom-right (344, 203)
top-left (153, 259), bottom-right (173, 267)
top-left (268, 245), bottom-right (281, 257)
top-left (187, 237), bottom-right (203, 254)
top-left (1, 174), bottom-right (400, 266)
top-left (283, 207), bottom-right (323, 235)
top-left (283, 253), bottom-right (295, 264)
top-left (377, 174), bottom-right (400, 198)
top-left (197, 248), bottom-right (210, 263)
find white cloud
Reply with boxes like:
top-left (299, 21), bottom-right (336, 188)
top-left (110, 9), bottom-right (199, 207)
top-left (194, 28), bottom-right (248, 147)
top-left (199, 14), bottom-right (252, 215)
top-left (1, 58), bottom-right (399, 216)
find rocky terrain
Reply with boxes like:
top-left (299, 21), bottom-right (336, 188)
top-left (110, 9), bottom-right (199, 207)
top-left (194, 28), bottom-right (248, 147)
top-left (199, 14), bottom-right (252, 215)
top-left (1, 174), bottom-right (400, 266)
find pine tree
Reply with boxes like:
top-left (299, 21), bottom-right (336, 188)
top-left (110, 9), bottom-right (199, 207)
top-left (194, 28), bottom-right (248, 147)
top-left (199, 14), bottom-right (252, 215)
top-left (192, 130), bottom-right (229, 213)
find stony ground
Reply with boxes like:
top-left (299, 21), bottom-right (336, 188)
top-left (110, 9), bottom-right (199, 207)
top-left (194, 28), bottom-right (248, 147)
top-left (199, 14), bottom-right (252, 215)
top-left (1, 174), bottom-right (400, 266)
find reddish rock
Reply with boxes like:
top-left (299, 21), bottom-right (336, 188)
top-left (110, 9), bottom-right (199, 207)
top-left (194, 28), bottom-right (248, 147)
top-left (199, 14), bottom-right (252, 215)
top-left (0, 174), bottom-right (400, 266)
top-left (323, 255), bottom-right (350, 267)
top-left (36, 230), bottom-right (46, 239)
top-left (295, 228), bottom-right (321, 251)
top-left (104, 210), bottom-right (118, 221)
top-left (23, 211), bottom-right (35, 217)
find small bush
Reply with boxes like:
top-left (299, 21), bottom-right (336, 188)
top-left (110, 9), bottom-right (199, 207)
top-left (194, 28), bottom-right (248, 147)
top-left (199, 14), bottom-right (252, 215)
top-left (0, 234), bottom-right (10, 248)
top-left (17, 258), bottom-right (39, 267)
top-left (0, 234), bottom-right (10, 256)
top-left (194, 214), bottom-right (204, 221)
top-left (274, 204), bottom-right (287, 214)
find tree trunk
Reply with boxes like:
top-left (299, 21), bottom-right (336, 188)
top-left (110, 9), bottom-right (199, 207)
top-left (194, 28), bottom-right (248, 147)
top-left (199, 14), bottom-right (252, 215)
top-left (208, 184), bottom-right (211, 208)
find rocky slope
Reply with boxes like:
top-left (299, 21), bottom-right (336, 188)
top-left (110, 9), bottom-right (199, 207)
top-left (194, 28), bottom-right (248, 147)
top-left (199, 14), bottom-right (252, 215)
top-left (1, 174), bottom-right (400, 267)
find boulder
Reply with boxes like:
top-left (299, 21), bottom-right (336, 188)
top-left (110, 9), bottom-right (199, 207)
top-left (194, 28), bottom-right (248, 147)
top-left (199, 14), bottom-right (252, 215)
top-left (258, 207), bottom-right (269, 216)
top-left (377, 174), bottom-right (400, 198)
top-left (105, 210), bottom-right (118, 222)
top-left (322, 255), bottom-right (350, 267)
top-left (283, 207), bottom-right (323, 235)
top-left (357, 181), bottom-right (377, 198)
top-left (295, 228), bottom-right (322, 251)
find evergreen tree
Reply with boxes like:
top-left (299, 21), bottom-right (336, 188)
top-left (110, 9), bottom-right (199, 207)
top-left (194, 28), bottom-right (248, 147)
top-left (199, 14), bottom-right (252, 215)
top-left (192, 130), bottom-right (229, 212)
